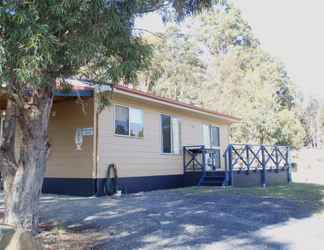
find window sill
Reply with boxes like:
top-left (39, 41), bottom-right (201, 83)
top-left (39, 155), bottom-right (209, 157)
top-left (160, 152), bottom-right (181, 156)
top-left (113, 133), bottom-right (144, 140)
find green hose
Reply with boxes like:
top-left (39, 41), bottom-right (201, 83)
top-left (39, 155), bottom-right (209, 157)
top-left (105, 163), bottom-right (118, 195)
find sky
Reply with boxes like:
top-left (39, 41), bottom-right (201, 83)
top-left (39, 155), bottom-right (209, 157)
top-left (135, 0), bottom-right (324, 99)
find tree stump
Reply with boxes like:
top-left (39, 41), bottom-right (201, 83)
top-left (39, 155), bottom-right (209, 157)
top-left (0, 224), bottom-right (43, 250)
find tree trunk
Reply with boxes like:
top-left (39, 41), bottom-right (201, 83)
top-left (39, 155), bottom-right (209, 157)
top-left (2, 87), bottom-right (54, 233)
top-left (1, 99), bottom-right (18, 226)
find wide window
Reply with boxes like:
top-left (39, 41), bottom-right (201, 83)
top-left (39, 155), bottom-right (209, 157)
top-left (161, 114), bottom-right (181, 154)
top-left (115, 105), bottom-right (144, 137)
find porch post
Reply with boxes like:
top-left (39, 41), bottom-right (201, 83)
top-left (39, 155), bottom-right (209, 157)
top-left (261, 145), bottom-right (266, 188)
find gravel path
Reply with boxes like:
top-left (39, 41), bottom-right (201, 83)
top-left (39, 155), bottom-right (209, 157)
top-left (32, 186), bottom-right (324, 250)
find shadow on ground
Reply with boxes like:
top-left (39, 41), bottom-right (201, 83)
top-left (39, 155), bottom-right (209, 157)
top-left (25, 183), bottom-right (324, 249)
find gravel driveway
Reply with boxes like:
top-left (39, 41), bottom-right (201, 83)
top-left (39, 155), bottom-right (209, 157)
top-left (31, 185), bottom-right (324, 250)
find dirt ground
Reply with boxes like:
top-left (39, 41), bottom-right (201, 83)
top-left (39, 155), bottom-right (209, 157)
top-left (1, 148), bottom-right (324, 250)
top-left (7, 183), bottom-right (322, 250)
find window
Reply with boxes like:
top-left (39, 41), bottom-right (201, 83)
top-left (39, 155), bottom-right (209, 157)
top-left (161, 114), bottom-right (181, 154)
top-left (203, 124), bottom-right (221, 168)
top-left (203, 125), bottom-right (220, 148)
top-left (115, 106), bottom-right (129, 136)
top-left (210, 126), bottom-right (220, 147)
top-left (129, 108), bottom-right (144, 137)
top-left (115, 105), bottom-right (144, 137)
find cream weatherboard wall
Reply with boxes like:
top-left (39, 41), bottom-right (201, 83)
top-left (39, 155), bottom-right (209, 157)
top-left (47, 98), bottom-right (94, 178)
top-left (5, 89), bottom-right (233, 195)
top-left (14, 98), bottom-right (94, 179)
top-left (96, 93), bottom-right (230, 179)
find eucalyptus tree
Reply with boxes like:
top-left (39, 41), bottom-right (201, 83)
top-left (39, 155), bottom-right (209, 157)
top-left (0, 0), bottom-right (215, 233)
top-left (141, 2), bottom-right (306, 147)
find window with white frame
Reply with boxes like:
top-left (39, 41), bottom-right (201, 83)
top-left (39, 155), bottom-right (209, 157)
top-left (203, 124), bottom-right (221, 168)
top-left (115, 105), bottom-right (144, 137)
top-left (161, 114), bottom-right (181, 154)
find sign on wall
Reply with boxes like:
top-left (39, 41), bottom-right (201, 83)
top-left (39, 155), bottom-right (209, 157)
top-left (81, 128), bottom-right (94, 136)
top-left (75, 127), bottom-right (93, 150)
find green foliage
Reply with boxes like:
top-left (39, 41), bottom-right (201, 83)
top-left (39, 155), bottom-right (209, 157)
top-left (301, 97), bottom-right (322, 146)
top-left (273, 110), bottom-right (305, 148)
top-left (139, 1), bottom-right (306, 148)
top-left (0, 0), bottom-right (218, 103)
top-left (180, 183), bottom-right (324, 209)
top-left (0, 0), bottom-right (151, 91)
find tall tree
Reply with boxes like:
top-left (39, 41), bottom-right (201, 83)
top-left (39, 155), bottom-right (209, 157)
top-left (0, 0), bottom-right (215, 233)
top-left (139, 1), bottom-right (305, 147)
top-left (302, 97), bottom-right (322, 147)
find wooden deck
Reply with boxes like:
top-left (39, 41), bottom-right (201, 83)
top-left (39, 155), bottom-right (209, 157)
top-left (183, 144), bottom-right (292, 187)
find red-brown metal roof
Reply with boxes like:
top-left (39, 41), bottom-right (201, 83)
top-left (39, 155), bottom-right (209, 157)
top-left (114, 85), bottom-right (240, 122)
top-left (65, 79), bottom-right (240, 122)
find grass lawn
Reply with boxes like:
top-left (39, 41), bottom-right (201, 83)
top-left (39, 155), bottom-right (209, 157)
top-left (176, 183), bottom-right (324, 209)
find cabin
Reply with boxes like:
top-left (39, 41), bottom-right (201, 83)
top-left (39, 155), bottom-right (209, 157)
top-left (0, 80), bottom-right (292, 196)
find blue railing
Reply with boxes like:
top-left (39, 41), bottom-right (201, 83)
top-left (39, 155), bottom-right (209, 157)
top-left (223, 144), bottom-right (292, 187)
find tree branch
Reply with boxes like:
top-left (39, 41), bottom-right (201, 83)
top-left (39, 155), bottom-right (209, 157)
top-left (133, 28), bottom-right (165, 39)
top-left (135, 1), bottom-right (170, 14)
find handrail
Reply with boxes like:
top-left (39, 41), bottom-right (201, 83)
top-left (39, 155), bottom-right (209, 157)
top-left (223, 144), bottom-right (291, 187)
top-left (226, 143), bottom-right (289, 148)
top-left (183, 145), bottom-right (221, 173)
top-left (183, 145), bottom-right (205, 149)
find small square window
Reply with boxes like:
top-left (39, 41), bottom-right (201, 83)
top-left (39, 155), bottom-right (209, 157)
top-left (115, 106), bottom-right (129, 136)
top-left (115, 105), bottom-right (144, 137)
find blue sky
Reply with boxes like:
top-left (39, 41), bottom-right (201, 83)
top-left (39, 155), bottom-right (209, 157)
top-left (135, 0), bottom-right (324, 99)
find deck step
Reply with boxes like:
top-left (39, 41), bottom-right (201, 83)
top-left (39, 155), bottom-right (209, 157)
top-left (198, 173), bottom-right (225, 186)
top-left (199, 181), bottom-right (224, 186)
top-left (205, 172), bottom-right (225, 177)
top-left (193, 170), bottom-right (226, 187)
top-left (203, 176), bottom-right (224, 180)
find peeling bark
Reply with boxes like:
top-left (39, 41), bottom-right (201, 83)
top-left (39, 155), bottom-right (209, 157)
top-left (0, 99), bottom-right (18, 224)
top-left (1, 85), bottom-right (54, 233)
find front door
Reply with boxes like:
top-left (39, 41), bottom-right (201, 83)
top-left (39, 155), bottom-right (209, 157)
top-left (203, 125), bottom-right (221, 171)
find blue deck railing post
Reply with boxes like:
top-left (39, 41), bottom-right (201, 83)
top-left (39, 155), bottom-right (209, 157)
top-left (246, 145), bottom-right (250, 172)
top-left (183, 146), bottom-right (186, 173)
top-left (261, 145), bottom-right (266, 188)
top-left (224, 146), bottom-right (229, 186)
top-left (287, 146), bottom-right (292, 183)
top-left (228, 144), bottom-right (233, 186)
top-left (197, 145), bottom-right (206, 186)
top-left (201, 145), bottom-right (206, 174)
top-left (275, 146), bottom-right (279, 171)
top-left (201, 146), bottom-right (206, 173)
